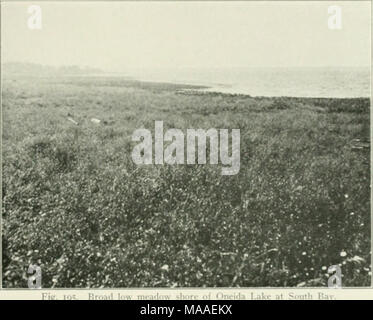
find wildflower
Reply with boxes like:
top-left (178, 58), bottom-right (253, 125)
top-left (340, 251), bottom-right (347, 257)
top-left (161, 264), bottom-right (169, 272)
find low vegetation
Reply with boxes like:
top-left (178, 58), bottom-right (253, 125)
top-left (2, 75), bottom-right (370, 287)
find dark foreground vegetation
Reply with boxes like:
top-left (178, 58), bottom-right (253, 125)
top-left (2, 75), bottom-right (371, 287)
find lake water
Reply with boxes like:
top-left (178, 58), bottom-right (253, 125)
top-left (119, 67), bottom-right (370, 98)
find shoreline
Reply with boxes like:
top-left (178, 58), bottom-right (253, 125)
top-left (3, 73), bottom-right (371, 101)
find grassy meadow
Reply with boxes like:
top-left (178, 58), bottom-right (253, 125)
top-left (2, 75), bottom-right (371, 287)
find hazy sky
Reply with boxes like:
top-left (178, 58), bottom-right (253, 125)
top-left (1, 1), bottom-right (371, 71)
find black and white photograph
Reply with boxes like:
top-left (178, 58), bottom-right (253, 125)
top-left (1, 1), bottom-right (371, 289)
